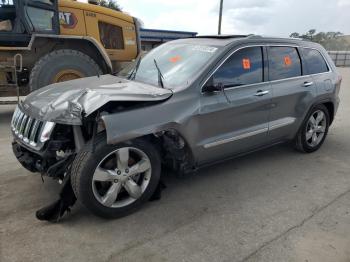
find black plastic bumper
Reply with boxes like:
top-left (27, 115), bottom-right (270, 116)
top-left (12, 141), bottom-right (42, 173)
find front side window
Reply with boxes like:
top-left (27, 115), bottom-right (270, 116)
top-left (99, 22), bottom-right (124, 49)
top-left (26, 7), bottom-right (54, 31)
top-left (213, 46), bottom-right (263, 87)
top-left (302, 48), bottom-right (329, 75)
top-left (0, 0), bottom-right (14, 6)
top-left (268, 46), bottom-right (301, 81)
top-left (29, 0), bottom-right (54, 5)
top-left (0, 0), bottom-right (15, 32)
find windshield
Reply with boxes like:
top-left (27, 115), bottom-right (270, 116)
top-left (119, 42), bottom-right (220, 89)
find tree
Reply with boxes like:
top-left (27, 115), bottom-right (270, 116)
top-left (290, 32), bottom-right (300, 38)
top-left (98, 0), bottom-right (122, 12)
top-left (289, 29), bottom-right (350, 51)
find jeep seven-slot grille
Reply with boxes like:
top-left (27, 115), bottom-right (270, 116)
top-left (11, 107), bottom-right (44, 148)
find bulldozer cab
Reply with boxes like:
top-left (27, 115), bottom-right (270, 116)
top-left (0, 0), bottom-right (59, 46)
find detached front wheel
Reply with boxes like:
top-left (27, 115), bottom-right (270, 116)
top-left (71, 134), bottom-right (161, 218)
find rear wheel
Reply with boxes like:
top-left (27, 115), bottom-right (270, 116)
top-left (29, 49), bottom-right (102, 92)
top-left (295, 104), bottom-right (330, 153)
top-left (71, 134), bottom-right (161, 218)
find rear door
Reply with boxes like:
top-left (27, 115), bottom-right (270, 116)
top-left (196, 46), bottom-right (272, 164)
top-left (267, 46), bottom-right (316, 141)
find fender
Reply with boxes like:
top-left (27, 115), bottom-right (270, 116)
top-left (101, 95), bottom-right (200, 146)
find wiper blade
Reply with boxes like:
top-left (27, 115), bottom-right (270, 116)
top-left (153, 59), bottom-right (165, 89)
top-left (128, 56), bottom-right (142, 80)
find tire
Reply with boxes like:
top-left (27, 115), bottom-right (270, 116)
top-left (295, 104), bottom-right (330, 153)
top-left (29, 49), bottom-right (102, 92)
top-left (71, 133), bottom-right (161, 219)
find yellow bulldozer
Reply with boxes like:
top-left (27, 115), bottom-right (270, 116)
top-left (0, 0), bottom-right (141, 98)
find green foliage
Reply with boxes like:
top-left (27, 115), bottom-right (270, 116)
top-left (290, 29), bottom-right (350, 51)
top-left (98, 0), bottom-right (122, 12)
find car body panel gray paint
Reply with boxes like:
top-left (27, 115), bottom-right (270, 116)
top-left (20, 74), bottom-right (172, 125)
top-left (195, 81), bottom-right (273, 164)
top-left (15, 36), bottom-right (341, 166)
top-left (267, 75), bottom-right (316, 141)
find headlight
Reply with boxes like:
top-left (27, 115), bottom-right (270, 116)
top-left (40, 122), bottom-right (55, 143)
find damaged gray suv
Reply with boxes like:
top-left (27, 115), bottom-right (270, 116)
top-left (11, 35), bottom-right (342, 219)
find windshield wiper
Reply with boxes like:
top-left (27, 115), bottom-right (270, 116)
top-left (153, 59), bottom-right (165, 89)
top-left (128, 56), bottom-right (142, 80)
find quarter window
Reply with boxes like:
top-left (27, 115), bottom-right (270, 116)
top-left (213, 46), bottom-right (263, 87)
top-left (98, 22), bottom-right (124, 49)
top-left (268, 47), bottom-right (301, 81)
top-left (302, 48), bottom-right (329, 74)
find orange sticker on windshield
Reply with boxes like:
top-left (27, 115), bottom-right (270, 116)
top-left (242, 58), bottom-right (251, 69)
top-left (169, 55), bottom-right (181, 63)
top-left (284, 56), bottom-right (292, 66)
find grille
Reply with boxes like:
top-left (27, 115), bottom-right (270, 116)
top-left (11, 107), bottom-right (44, 148)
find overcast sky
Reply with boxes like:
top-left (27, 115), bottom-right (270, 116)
top-left (117, 0), bottom-right (350, 36)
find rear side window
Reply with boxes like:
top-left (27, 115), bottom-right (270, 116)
top-left (213, 46), bottom-right (263, 87)
top-left (302, 48), bottom-right (329, 74)
top-left (268, 47), bottom-right (301, 81)
top-left (98, 22), bottom-right (124, 49)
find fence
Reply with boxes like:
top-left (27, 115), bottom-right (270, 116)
top-left (328, 51), bottom-right (350, 67)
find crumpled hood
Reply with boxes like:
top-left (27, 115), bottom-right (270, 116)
top-left (21, 74), bottom-right (172, 125)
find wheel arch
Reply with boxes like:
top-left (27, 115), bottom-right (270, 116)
top-left (97, 118), bottom-right (196, 174)
top-left (322, 101), bottom-right (334, 125)
top-left (24, 34), bottom-right (113, 74)
top-left (300, 99), bottom-right (335, 128)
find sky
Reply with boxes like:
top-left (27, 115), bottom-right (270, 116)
top-left (116, 0), bottom-right (350, 37)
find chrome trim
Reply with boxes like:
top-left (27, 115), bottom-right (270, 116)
top-left (11, 106), bottom-right (50, 150)
top-left (303, 81), bottom-right (314, 87)
top-left (255, 90), bottom-right (269, 96)
top-left (204, 127), bottom-right (268, 149)
top-left (200, 44), bottom-right (333, 93)
top-left (23, 117), bottom-right (33, 142)
top-left (29, 119), bottom-right (40, 142)
top-left (11, 108), bottom-right (20, 127)
top-left (15, 112), bottom-right (24, 133)
top-left (18, 115), bottom-right (28, 138)
top-left (269, 117), bottom-right (296, 131)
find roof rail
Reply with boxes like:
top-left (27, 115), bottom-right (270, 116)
top-left (246, 34), bottom-right (262, 39)
top-left (194, 34), bottom-right (250, 39)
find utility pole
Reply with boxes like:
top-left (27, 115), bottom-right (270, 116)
top-left (218, 0), bottom-right (223, 35)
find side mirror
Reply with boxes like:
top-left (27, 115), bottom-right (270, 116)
top-left (202, 78), bottom-right (223, 93)
top-left (202, 77), bottom-right (223, 93)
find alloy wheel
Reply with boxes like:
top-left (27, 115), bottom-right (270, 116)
top-left (92, 147), bottom-right (152, 208)
top-left (305, 110), bottom-right (327, 147)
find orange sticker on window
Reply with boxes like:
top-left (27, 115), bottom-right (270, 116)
top-left (242, 58), bottom-right (251, 69)
top-left (169, 55), bottom-right (181, 63)
top-left (284, 56), bottom-right (292, 66)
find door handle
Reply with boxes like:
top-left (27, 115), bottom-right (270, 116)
top-left (255, 90), bottom-right (269, 96)
top-left (303, 81), bottom-right (314, 87)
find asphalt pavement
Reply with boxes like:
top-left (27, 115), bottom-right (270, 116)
top-left (1, 68), bottom-right (349, 262)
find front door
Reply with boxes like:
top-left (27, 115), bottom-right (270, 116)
top-left (196, 46), bottom-right (272, 164)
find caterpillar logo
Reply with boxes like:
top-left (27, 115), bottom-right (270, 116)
top-left (59, 12), bottom-right (78, 29)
